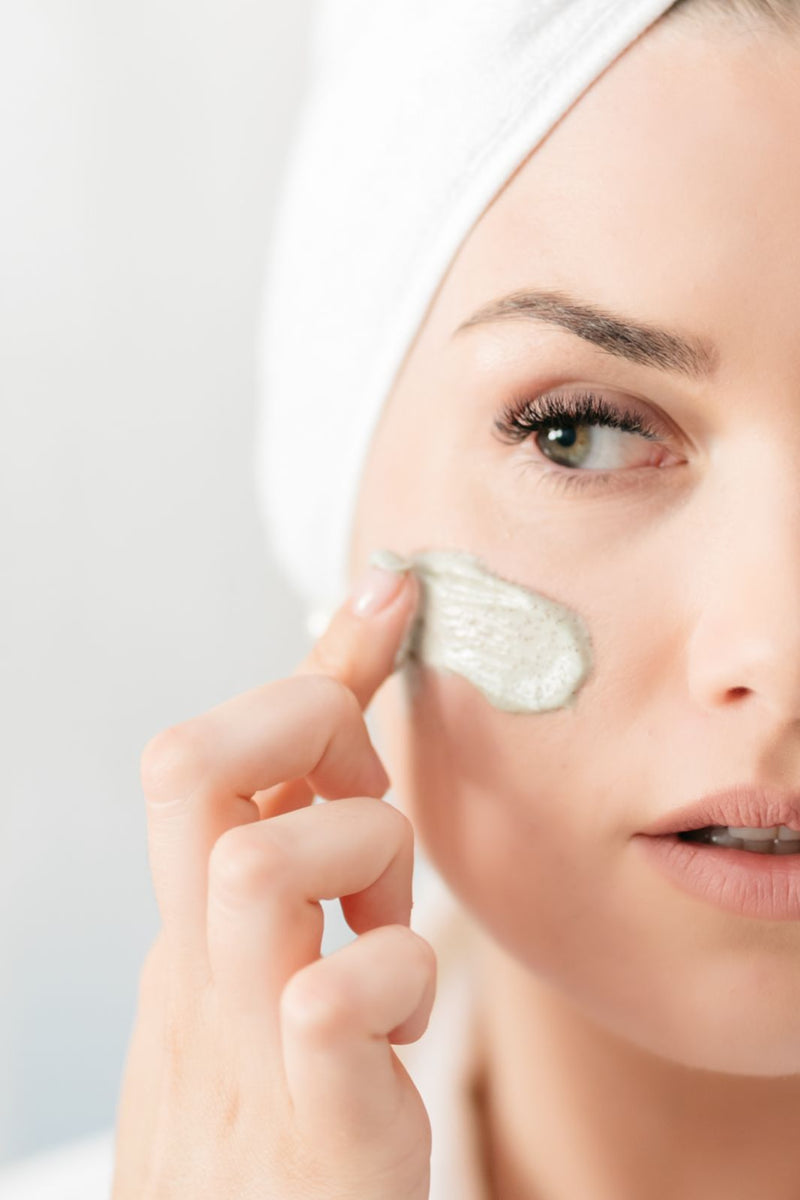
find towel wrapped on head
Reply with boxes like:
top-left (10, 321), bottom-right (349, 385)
top-left (254, 0), bottom-right (678, 629)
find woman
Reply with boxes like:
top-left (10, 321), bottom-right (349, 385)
top-left (6, 0), bottom-right (800, 1195)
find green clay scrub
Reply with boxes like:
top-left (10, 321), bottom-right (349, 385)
top-left (370, 548), bottom-right (593, 714)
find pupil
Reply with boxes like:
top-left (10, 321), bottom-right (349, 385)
top-left (546, 425), bottom-right (577, 448)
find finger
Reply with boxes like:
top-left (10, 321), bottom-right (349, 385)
top-left (141, 674), bottom-right (390, 974)
top-left (295, 550), bottom-right (419, 709)
top-left (250, 777), bottom-right (314, 820)
top-left (281, 924), bottom-right (437, 1144)
top-left (249, 554), bottom-right (418, 820)
top-left (206, 796), bottom-right (414, 1030)
top-left (140, 551), bottom-right (418, 979)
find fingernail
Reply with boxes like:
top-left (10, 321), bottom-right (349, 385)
top-left (369, 548), bottom-right (412, 573)
top-left (350, 550), bottom-right (411, 617)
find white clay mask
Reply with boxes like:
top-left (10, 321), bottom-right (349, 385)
top-left (370, 547), bottom-right (593, 714)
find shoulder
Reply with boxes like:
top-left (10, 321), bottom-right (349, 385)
top-left (0, 1129), bottom-right (115, 1199)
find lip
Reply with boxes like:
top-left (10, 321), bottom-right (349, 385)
top-left (639, 783), bottom-right (800, 836)
top-left (632, 833), bottom-right (800, 921)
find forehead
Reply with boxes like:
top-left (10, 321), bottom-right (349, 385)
top-left (437, 24), bottom-right (800, 358)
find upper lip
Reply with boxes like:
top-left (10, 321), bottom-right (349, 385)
top-left (640, 784), bottom-right (800, 836)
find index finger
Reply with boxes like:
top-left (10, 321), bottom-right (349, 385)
top-left (141, 553), bottom-right (419, 969)
top-left (253, 550), bottom-right (419, 818)
top-left (299, 549), bottom-right (418, 708)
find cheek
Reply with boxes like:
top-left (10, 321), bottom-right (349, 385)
top-left (378, 664), bottom-right (702, 1063)
top-left (378, 662), bottom-right (617, 933)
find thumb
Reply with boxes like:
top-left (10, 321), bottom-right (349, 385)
top-left (296, 548), bottom-right (419, 710)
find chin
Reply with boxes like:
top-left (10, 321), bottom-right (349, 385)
top-left (601, 970), bottom-right (800, 1078)
top-left (651, 1028), bottom-right (800, 1078)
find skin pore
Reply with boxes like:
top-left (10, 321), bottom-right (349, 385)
top-left (347, 12), bottom-right (800, 1200)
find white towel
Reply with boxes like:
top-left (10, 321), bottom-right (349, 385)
top-left (254, 0), bottom-right (678, 619)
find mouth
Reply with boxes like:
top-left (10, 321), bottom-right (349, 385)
top-left (633, 831), bottom-right (800, 920)
top-left (633, 785), bottom-right (800, 919)
top-left (639, 783), bottom-right (800, 841)
top-left (675, 826), bottom-right (800, 854)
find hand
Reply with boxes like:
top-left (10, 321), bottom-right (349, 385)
top-left (111, 562), bottom-right (435, 1199)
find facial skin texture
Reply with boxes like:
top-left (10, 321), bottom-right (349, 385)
top-left (348, 15), bottom-right (800, 1200)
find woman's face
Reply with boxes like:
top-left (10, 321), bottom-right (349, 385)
top-left (349, 17), bottom-right (800, 1075)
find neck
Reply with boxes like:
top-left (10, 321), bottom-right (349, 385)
top-left (472, 931), bottom-right (800, 1200)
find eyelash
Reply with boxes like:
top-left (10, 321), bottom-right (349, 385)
top-left (493, 389), bottom-right (664, 493)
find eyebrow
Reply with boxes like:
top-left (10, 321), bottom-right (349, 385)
top-left (453, 288), bottom-right (719, 381)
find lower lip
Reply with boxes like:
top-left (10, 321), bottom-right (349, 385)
top-left (632, 834), bottom-right (800, 921)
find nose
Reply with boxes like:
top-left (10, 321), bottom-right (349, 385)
top-left (686, 458), bottom-right (800, 725)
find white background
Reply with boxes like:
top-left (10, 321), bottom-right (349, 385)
top-left (0, 0), bottom-right (323, 1165)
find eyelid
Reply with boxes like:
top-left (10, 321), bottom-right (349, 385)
top-left (494, 387), bottom-right (683, 489)
top-left (494, 387), bottom-right (669, 442)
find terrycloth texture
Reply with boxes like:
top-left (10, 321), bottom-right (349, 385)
top-left (254, 0), bottom-right (677, 619)
top-left (0, 862), bottom-right (486, 1199)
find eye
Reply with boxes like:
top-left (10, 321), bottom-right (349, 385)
top-left (493, 389), bottom-right (671, 474)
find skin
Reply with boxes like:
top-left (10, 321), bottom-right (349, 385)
top-left (347, 13), bottom-right (800, 1200)
top-left (113, 572), bottom-right (431, 1199)
top-left (112, 11), bottom-right (800, 1200)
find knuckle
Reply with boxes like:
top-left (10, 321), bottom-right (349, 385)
top-left (140, 721), bottom-right (207, 802)
top-left (388, 802), bottom-right (415, 849)
top-left (304, 626), bottom-right (355, 679)
top-left (304, 672), bottom-right (360, 723)
top-left (209, 826), bottom-right (289, 903)
top-left (378, 800), bottom-right (415, 859)
top-left (281, 966), bottom-right (354, 1041)
top-left (378, 925), bottom-right (438, 999)
top-left (407, 929), bottom-right (438, 980)
top-left (383, 923), bottom-right (435, 972)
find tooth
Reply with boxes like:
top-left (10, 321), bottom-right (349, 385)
top-left (709, 829), bottom-right (744, 848)
top-left (727, 826), bottom-right (779, 840)
top-left (779, 824), bottom-right (800, 839)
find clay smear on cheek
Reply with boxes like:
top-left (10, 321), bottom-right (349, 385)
top-left (371, 548), bottom-right (593, 713)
